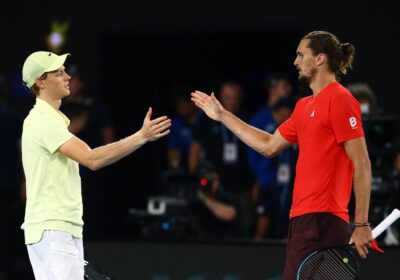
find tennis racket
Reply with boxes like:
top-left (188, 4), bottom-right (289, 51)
top-left (296, 208), bottom-right (400, 280)
top-left (84, 260), bottom-right (114, 280)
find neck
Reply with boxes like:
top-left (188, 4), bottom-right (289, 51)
top-left (309, 72), bottom-right (337, 97)
top-left (38, 94), bottom-right (62, 110)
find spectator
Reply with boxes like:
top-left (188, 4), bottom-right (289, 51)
top-left (62, 64), bottom-right (115, 146)
top-left (191, 163), bottom-right (240, 239)
top-left (347, 82), bottom-right (383, 117)
top-left (189, 81), bottom-right (255, 237)
top-left (166, 85), bottom-right (202, 172)
top-left (269, 96), bottom-right (298, 238)
top-left (248, 73), bottom-right (294, 240)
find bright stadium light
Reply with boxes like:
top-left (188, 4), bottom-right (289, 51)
top-left (49, 32), bottom-right (63, 47)
top-left (45, 20), bottom-right (70, 54)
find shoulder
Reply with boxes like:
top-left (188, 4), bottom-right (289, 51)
top-left (23, 109), bottom-right (43, 128)
top-left (25, 110), bottom-right (65, 133)
top-left (291, 96), bottom-right (310, 111)
top-left (23, 111), bottom-right (44, 139)
top-left (329, 84), bottom-right (359, 105)
top-left (297, 95), bottom-right (312, 104)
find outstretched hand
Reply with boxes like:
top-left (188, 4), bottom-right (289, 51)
top-left (191, 91), bottom-right (225, 121)
top-left (140, 107), bottom-right (171, 143)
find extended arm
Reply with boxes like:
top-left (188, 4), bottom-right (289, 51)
top-left (59, 107), bottom-right (171, 171)
top-left (191, 91), bottom-right (290, 157)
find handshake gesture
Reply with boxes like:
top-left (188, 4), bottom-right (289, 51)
top-left (139, 107), bottom-right (171, 143)
top-left (191, 90), bottom-right (225, 122)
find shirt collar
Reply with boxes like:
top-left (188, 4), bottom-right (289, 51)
top-left (34, 98), bottom-right (70, 126)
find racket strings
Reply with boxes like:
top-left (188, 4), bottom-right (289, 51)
top-left (299, 248), bottom-right (358, 280)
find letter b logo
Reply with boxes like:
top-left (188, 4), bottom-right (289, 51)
top-left (349, 117), bottom-right (357, 128)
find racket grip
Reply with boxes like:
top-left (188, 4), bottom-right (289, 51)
top-left (372, 208), bottom-right (400, 239)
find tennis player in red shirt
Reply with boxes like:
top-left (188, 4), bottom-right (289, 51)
top-left (191, 31), bottom-right (372, 279)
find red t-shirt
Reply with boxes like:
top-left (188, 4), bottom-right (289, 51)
top-left (278, 82), bottom-right (364, 223)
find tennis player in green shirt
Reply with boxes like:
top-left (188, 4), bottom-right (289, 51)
top-left (21, 51), bottom-right (171, 280)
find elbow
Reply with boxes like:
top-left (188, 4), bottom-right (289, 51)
top-left (88, 163), bottom-right (100, 171)
top-left (262, 146), bottom-right (277, 158)
top-left (86, 155), bottom-right (101, 171)
top-left (359, 155), bottom-right (371, 172)
top-left (364, 158), bottom-right (372, 175)
top-left (263, 150), bottom-right (273, 158)
top-left (354, 156), bottom-right (372, 178)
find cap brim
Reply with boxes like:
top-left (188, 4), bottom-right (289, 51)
top-left (46, 53), bottom-right (70, 72)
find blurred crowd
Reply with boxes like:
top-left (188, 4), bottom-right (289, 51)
top-left (1, 66), bottom-right (400, 278)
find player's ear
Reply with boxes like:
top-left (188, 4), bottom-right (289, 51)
top-left (315, 53), bottom-right (326, 66)
top-left (35, 78), bottom-right (45, 89)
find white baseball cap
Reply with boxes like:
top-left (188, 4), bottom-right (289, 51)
top-left (22, 51), bottom-right (70, 88)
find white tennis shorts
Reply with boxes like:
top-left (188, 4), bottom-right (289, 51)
top-left (27, 230), bottom-right (84, 280)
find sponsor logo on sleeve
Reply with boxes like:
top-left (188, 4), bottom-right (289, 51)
top-left (349, 117), bottom-right (358, 129)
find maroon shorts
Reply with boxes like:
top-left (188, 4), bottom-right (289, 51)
top-left (283, 212), bottom-right (350, 280)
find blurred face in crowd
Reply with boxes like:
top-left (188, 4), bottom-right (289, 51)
top-left (68, 75), bottom-right (84, 97)
top-left (268, 79), bottom-right (293, 107)
top-left (220, 84), bottom-right (243, 114)
top-left (272, 107), bottom-right (292, 125)
top-left (357, 98), bottom-right (372, 114)
top-left (37, 66), bottom-right (71, 99)
top-left (176, 99), bottom-right (197, 119)
top-left (294, 39), bottom-right (318, 84)
top-left (69, 112), bottom-right (89, 134)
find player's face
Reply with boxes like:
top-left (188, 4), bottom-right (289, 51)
top-left (42, 66), bottom-right (71, 98)
top-left (294, 39), bottom-right (318, 84)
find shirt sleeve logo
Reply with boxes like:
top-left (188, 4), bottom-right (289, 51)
top-left (349, 117), bottom-right (358, 129)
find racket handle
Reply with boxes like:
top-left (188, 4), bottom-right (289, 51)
top-left (372, 208), bottom-right (400, 239)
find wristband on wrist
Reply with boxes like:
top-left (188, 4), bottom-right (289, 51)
top-left (354, 222), bottom-right (371, 227)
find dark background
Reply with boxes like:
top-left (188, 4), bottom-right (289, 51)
top-left (1, 0), bottom-right (400, 235)
top-left (0, 0), bottom-right (400, 235)
top-left (1, 1), bottom-right (400, 278)
top-left (1, 0), bottom-right (399, 114)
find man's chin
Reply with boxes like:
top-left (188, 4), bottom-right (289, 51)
top-left (298, 75), bottom-right (309, 84)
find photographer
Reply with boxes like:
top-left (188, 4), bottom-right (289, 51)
top-left (191, 163), bottom-right (241, 239)
top-left (189, 81), bottom-right (255, 238)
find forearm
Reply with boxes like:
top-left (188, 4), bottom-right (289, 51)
top-left (206, 198), bottom-right (236, 221)
top-left (200, 192), bottom-right (236, 221)
top-left (88, 131), bottom-right (146, 170)
top-left (353, 160), bottom-right (372, 223)
top-left (220, 110), bottom-right (274, 157)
